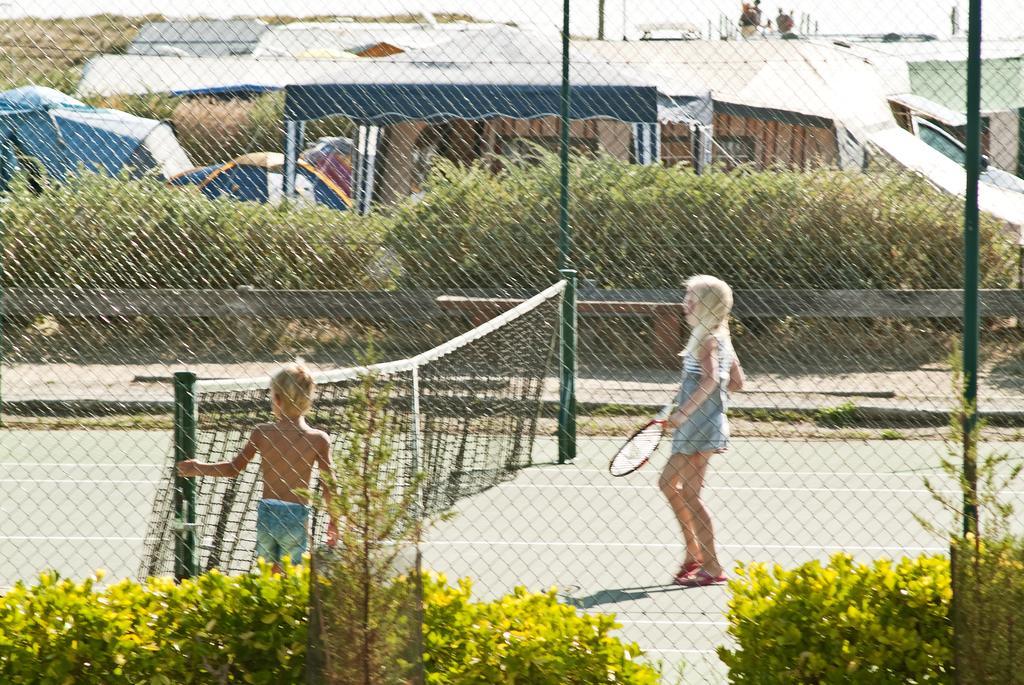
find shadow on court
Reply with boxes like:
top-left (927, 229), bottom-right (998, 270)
top-left (559, 582), bottom-right (699, 609)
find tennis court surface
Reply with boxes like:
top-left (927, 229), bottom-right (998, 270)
top-left (6, 428), bottom-right (1014, 682)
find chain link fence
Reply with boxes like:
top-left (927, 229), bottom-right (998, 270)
top-left (1, 1), bottom-right (1023, 681)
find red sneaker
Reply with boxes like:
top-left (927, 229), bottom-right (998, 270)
top-left (674, 568), bottom-right (727, 587)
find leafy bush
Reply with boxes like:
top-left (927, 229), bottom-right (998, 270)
top-left (953, 536), bottom-right (1024, 683)
top-left (423, 573), bottom-right (661, 684)
top-left (718, 553), bottom-right (952, 683)
top-left (389, 152), bottom-right (1014, 290)
top-left (0, 561), bottom-right (309, 684)
top-left (1, 172), bottom-right (393, 290)
top-left (0, 564), bottom-right (658, 684)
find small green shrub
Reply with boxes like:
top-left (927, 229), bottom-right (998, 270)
top-left (423, 573), bottom-right (661, 684)
top-left (718, 554), bottom-right (952, 683)
top-left (953, 536), bottom-right (1024, 683)
top-left (306, 363), bottom-right (426, 684)
top-left (813, 401), bottom-right (859, 427)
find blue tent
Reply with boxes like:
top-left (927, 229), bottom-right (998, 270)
top-left (0, 86), bottom-right (192, 190)
top-left (169, 152), bottom-right (352, 211)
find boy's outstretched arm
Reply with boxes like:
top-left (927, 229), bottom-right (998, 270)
top-left (177, 430), bottom-right (259, 478)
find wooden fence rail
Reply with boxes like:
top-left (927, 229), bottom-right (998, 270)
top-left (4, 287), bottom-right (1021, 367)
top-left (5, 287), bottom-right (1024, 320)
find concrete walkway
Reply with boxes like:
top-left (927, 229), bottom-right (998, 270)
top-left (3, 360), bottom-right (1023, 421)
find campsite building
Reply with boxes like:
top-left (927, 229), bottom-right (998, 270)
top-left (127, 19), bottom-right (269, 57)
top-left (579, 39), bottom-right (897, 171)
top-left (251, 20), bottom-right (505, 59)
top-left (362, 38), bottom-right (897, 203)
top-left (77, 21), bottom-right (1022, 220)
top-left (79, 24), bottom-right (894, 190)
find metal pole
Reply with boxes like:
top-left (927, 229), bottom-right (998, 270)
top-left (558, 269), bottom-right (577, 464)
top-left (0, 208), bottom-right (4, 429)
top-left (173, 371), bottom-right (198, 579)
top-left (962, 0), bottom-right (982, 538)
top-left (559, 0), bottom-right (572, 272)
top-left (598, 0), bottom-right (605, 39)
top-left (557, 0), bottom-right (577, 464)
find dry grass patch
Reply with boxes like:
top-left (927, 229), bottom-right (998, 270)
top-left (0, 14), bottom-right (154, 90)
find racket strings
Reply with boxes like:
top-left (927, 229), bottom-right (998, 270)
top-left (609, 421), bottom-right (664, 476)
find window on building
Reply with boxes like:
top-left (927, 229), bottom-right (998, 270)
top-left (715, 136), bottom-right (757, 168)
top-left (661, 135), bottom-right (694, 168)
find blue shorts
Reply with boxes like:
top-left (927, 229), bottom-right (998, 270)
top-left (255, 499), bottom-right (309, 565)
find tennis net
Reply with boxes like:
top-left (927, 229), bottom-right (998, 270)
top-left (139, 280), bottom-right (564, 577)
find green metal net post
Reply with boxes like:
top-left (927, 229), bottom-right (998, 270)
top-left (558, 269), bottom-right (578, 464)
top-left (0, 212), bottom-right (4, 429)
top-left (556, 0), bottom-right (577, 465)
top-left (962, 0), bottom-right (983, 539)
top-left (173, 371), bottom-right (199, 579)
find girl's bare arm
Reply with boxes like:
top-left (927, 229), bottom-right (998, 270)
top-left (727, 356), bottom-right (745, 393)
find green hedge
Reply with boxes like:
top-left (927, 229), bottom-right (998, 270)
top-left (1, 172), bottom-right (393, 290)
top-left (718, 553), bottom-right (952, 683)
top-left (389, 152), bottom-right (1014, 290)
top-left (3, 155), bottom-right (1013, 295)
top-left (953, 536), bottom-right (1024, 683)
top-left (0, 564), bottom-right (660, 684)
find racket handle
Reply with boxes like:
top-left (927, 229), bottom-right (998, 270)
top-left (655, 403), bottom-right (674, 421)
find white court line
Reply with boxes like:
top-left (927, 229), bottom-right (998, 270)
top-left (562, 468), bottom-right (943, 478)
top-left (0, 462), bottom-right (163, 469)
top-left (0, 479), bottom-right (159, 485)
top-left (1, 535), bottom-right (145, 541)
top-left (641, 648), bottom-right (717, 655)
top-left (616, 619), bottom-right (728, 627)
top-left (425, 540), bottom-right (947, 552)
top-left (499, 483), bottom-right (966, 495)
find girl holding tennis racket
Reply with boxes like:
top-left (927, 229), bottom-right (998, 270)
top-left (659, 275), bottom-right (744, 587)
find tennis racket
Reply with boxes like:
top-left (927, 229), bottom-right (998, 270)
top-left (608, 402), bottom-right (675, 477)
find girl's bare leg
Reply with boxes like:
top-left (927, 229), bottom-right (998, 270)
top-left (659, 453), bottom-right (702, 567)
top-left (678, 452), bottom-right (723, 576)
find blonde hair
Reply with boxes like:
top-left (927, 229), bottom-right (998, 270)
top-left (682, 275), bottom-right (734, 355)
top-left (270, 362), bottom-right (315, 418)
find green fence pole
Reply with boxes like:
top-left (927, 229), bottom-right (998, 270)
top-left (962, 0), bottom-right (982, 539)
top-left (558, 269), bottom-right (577, 464)
top-left (0, 211), bottom-right (4, 429)
top-left (558, 0), bottom-right (572, 274)
top-left (556, 0), bottom-right (577, 465)
top-left (173, 371), bottom-right (198, 580)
